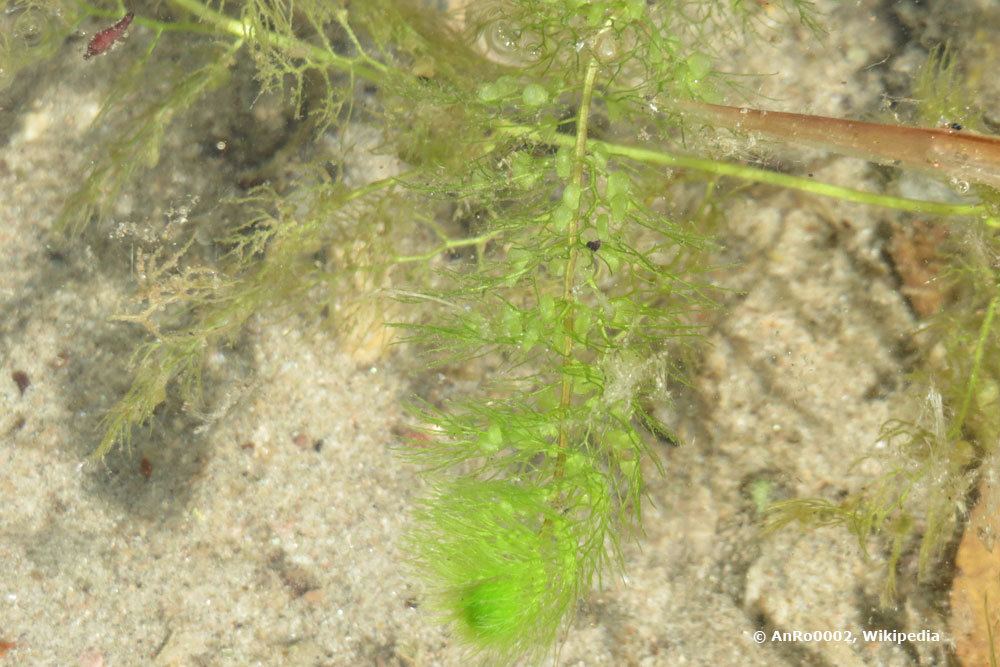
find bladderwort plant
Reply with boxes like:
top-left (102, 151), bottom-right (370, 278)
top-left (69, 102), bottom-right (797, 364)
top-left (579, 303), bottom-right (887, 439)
top-left (4, 0), bottom-right (1000, 662)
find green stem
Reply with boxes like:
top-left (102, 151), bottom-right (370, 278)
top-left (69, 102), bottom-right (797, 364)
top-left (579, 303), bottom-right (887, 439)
top-left (167, 0), bottom-right (386, 81)
top-left (951, 295), bottom-right (999, 438)
top-left (497, 123), bottom-right (988, 219)
top-left (556, 59), bottom-right (600, 465)
top-left (393, 229), bottom-right (505, 263)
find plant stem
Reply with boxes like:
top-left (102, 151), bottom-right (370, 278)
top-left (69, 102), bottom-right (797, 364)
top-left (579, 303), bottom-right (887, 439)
top-left (679, 100), bottom-right (1000, 191)
top-left (167, 0), bottom-right (386, 80)
top-left (951, 295), bottom-right (999, 438)
top-left (392, 229), bottom-right (505, 263)
top-left (556, 58), bottom-right (600, 468)
top-left (498, 123), bottom-right (988, 219)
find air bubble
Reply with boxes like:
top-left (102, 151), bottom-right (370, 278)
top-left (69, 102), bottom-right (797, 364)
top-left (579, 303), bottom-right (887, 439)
top-left (473, 12), bottom-right (541, 66)
top-left (486, 21), bottom-right (518, 55)
top-left (950, 178), bottom-right (970, 194)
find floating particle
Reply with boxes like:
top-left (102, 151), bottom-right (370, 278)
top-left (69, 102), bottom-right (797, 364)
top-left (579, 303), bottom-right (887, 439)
top-left (139, 456), bottom-right (153, 479)
top-left (84, 11), bottom-right (134, 60)
top-left (49, 350), bottom-right (71, 370)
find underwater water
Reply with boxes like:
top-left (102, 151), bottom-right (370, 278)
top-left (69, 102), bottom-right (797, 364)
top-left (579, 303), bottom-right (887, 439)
top-left (1, 0), bottom-right (998, 664)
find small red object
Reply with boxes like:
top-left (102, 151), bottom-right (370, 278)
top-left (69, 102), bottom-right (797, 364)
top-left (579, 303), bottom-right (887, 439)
top-left (84, 11), bottom-right (134, 59)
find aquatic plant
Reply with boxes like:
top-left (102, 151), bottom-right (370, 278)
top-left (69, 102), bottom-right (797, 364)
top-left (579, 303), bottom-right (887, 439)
top-left (4, 0), bottom-right (999, 662)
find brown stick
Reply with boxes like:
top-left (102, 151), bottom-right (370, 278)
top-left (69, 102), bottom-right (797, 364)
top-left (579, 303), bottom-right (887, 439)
top-left (677, 100), bottom-right (1000, 190)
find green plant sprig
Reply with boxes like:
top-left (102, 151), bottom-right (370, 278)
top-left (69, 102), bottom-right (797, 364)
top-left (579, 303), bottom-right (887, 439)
top-left (767, 246), bottom-right (1000, 602)
top-left (56, 37), bottom-right (244, 234)
top-left (761, 42), bottom-right (1000, 605)
top-left (91, 173), bottom-right (402, 460)
top-left (159, 0), bottom-right (994, 223)
top-left (396, 14), bottom-right (715, 655)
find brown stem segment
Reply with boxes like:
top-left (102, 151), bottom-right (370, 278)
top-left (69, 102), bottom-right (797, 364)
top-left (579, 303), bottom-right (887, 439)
top-left (678, 100), bottom-right (1000, 190)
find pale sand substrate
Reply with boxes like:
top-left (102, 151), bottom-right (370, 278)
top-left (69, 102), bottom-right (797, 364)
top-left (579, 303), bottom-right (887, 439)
top-left (0, 1), bottom-right (986, 664)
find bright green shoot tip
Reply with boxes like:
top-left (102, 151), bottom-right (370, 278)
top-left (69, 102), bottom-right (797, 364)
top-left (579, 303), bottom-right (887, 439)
top-left (408, 481), bottom-right (581, 661)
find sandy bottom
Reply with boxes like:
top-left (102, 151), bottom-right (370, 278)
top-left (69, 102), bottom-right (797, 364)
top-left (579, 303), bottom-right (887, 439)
top-left (0, 0), bottom-right (984, 664)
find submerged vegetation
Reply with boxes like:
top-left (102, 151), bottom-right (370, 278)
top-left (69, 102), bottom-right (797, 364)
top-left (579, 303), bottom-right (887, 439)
top-left (3, 0), bottom-right (1000, 661)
